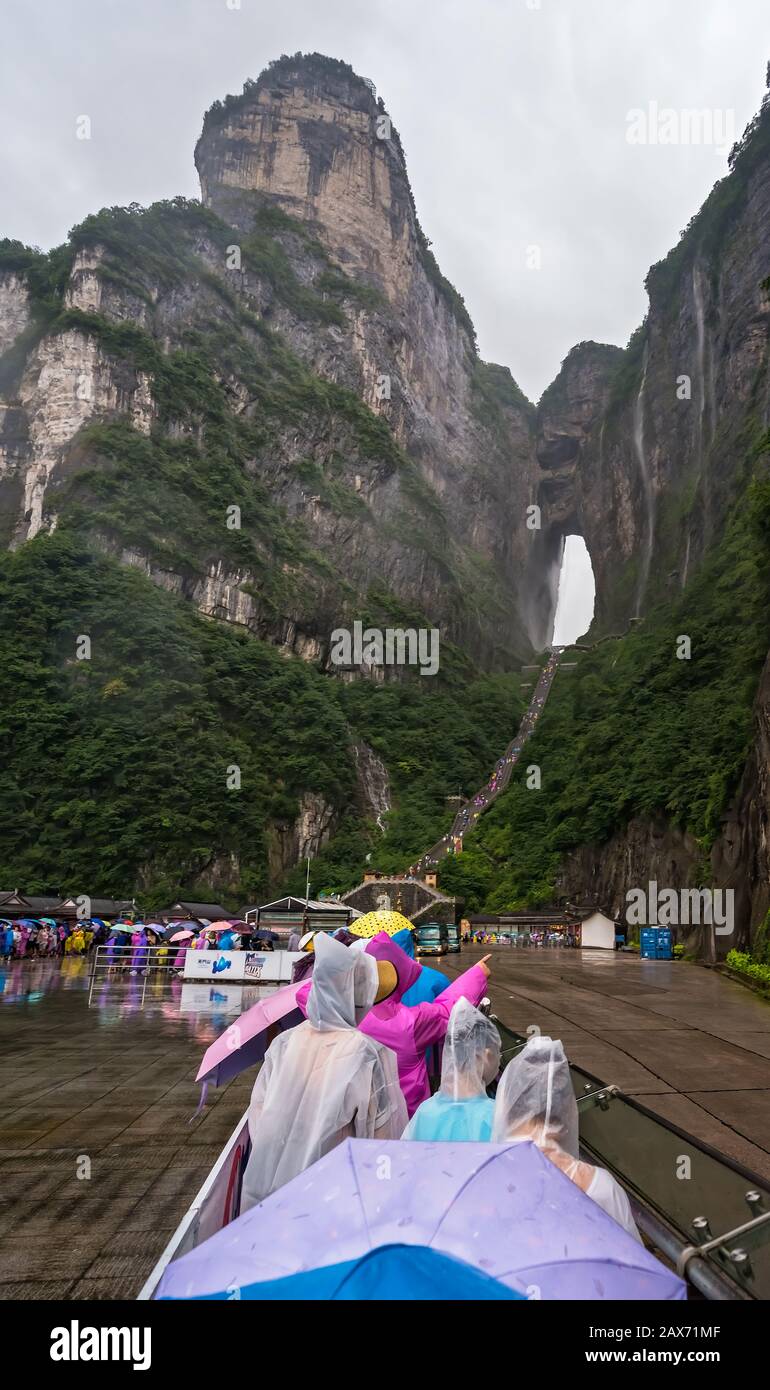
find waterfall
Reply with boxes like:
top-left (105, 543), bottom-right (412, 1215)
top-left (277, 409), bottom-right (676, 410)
top-left (692, 264), bottom-right (715, 539)
top-left (352, 740), bottom-right (391, 832)
top-left (633, 343), bottom-right (654, 617)
top-left (681, 529), bottom-right (691, 590)
top-left (693, 265), bottom-right (707, 436)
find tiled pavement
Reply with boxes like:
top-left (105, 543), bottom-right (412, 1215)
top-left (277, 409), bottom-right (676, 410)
top-left (443, 947), bottom-right (770, 1180)
top-left (0, 960), bottom-right (254, 1299)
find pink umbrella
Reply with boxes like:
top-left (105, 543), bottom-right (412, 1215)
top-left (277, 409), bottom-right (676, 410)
top-left (170, 929), bottom-right (195, 942)
top-left (195, 980), bottom-right (304, 1101)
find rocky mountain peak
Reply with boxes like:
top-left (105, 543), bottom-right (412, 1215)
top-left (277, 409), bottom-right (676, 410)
top-left (194, 53), bottom-right (426, 316)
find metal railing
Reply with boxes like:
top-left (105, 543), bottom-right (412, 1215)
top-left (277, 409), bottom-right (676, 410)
top-left (88, 944), bottom-right (183, 1004)
top-left (493, 1017), bottom-right (770, 1300)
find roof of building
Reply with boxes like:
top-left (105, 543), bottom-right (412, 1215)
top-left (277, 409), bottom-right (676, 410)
top-left (468, 911), bottom-right (575, 926)
top-left (58, 897), bottom-right (133, 914)
top-left (0, 892), bottom-right (67, 912)
top-left (165, 901), bottom-right (229, 920)
top-left (247, 896), bottom-right (359, 916)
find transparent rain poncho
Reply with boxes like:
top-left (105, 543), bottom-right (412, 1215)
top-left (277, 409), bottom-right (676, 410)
top-left (241, 933), bottom-right (407, 1211)
top-left (492, 1035), bottom-right (579, 1155)
top-left (440, 998), bottom-right (501, 1100)
top-left (401, 999), bottom-right (499, 1142)
top-left (492, 1035), bottom-right (641, 1241)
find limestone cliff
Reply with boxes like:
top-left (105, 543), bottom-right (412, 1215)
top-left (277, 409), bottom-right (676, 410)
top-left (535, 89), bottom-right (770, 639)
top-left (527, 341), bottom-right (624, 649)
top-left (543, 87), bottom-right (770, 950)
top-left (0, 53), bottom-right (540, 672)
top-left (3, 51), bottom-right (770, 919)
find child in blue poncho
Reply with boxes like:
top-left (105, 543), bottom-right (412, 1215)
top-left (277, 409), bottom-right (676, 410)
top-left (402, 997), bottom-right (500, 1142)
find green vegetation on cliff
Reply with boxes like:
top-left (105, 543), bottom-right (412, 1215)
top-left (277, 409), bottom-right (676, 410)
top-left (0, 184), bottom-right (531, 908)
top-left (2, 197), bottom-right (500, 636)
top-left (0, 534), bottom-right (524, 908)
top-left (0, 533), bottom-right (351, 909)
top-left (440, 430), bottom-right (770, 911)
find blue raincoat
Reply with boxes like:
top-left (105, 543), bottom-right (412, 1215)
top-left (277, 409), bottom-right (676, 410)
top-left (402, 1091), bottom-right (495, 1142)
top-left (392, 928), bottom-right (449, 1007)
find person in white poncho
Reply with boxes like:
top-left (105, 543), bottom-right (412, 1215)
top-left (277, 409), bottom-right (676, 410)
top-left (492, 1035), bottom-right (642, 1242)
top-left (241, 932), bottom-right (407, 1210)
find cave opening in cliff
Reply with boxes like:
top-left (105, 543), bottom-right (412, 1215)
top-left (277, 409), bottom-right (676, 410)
top-left (551, 535), bottom-right (595, 647)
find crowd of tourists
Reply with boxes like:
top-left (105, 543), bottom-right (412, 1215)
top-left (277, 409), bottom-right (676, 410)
top-left (464, 929), bottom-right (577, 946)
top-left (240, 924), bottom-right (640, 1242)
top-left (0, 916), bottom-right (276, 971)
top-left (0, 918), bottom-right (112, 960)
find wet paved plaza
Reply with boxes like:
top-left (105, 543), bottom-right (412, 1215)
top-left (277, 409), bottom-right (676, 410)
top-left (0, 961), bottom-right (256, 1300)
top-left (445, 947), bottom-right (770, 1180)
top-left (1, 947), bottom-right (769, 1299)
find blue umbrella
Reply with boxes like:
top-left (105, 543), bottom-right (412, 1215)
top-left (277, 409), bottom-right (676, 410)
top-left (170, 1243), bottom-right (525, 1301)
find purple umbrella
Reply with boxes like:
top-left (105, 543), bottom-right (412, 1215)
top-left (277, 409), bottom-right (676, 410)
top-left (156, 1139), bottom-right (685, 1301)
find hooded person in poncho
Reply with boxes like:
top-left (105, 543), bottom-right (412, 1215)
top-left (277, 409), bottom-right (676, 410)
top-left (359, 933), bottom-right (491, 1117)
top-left (492, 1035), bottom-right (641, 1242)
top-left (403, 998), bottom-right (500, 1141)
top-left (241, 932), bottom-right (407, 1211)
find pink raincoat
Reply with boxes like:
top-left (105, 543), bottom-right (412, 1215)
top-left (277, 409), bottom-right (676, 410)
top-left (361, 933), bottom-right (488, 1116)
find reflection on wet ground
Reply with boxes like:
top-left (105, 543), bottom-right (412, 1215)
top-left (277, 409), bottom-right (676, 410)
top-left (0, 960), bottom-right (273, 1300)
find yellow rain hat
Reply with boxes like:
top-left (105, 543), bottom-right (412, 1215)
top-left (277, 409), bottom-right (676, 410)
top-left (350, 909), bottom-right (413, 939)
top-left (374, 960), bottom-right (398, 1003)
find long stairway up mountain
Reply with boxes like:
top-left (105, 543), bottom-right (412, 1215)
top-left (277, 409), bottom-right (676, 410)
top-left (412, 648), bottom-right (563, 877)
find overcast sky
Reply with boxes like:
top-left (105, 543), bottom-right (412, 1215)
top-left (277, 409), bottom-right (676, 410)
top-left (2, 1), bottom-right (769, 637)
top-left (3, 0), bottom-right (768, 402)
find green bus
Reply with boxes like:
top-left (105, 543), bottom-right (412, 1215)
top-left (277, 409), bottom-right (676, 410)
top-left (415, 923), bottom-right (448, 957)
